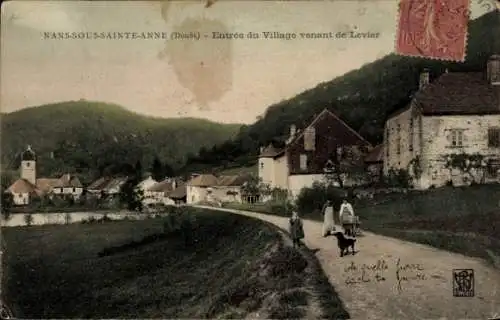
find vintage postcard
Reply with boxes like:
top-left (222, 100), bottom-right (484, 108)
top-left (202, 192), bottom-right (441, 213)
top-left (1, 0), bottom-right (499, 319)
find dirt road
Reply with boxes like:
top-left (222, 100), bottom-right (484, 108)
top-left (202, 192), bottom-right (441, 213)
top-left (195, 206), bottom-right (500, 319)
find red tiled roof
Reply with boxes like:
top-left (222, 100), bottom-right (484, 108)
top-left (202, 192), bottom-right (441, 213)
top-left (365, 144), bottom-right (383, 163)
top-left (7, 179), bottom-right (42, 196)
top-left (187, 174), bottom-right (219, 187)
top-left (148, 179), bottom-right (175, 193)
top-left (216, 175), bottom-right (251, 187)
top-left (168, 183), bottom-right (187, 199)
top-left (35, 178), bottom-right (61, 193)
top-left (415, 72), bottom-right (500, 115)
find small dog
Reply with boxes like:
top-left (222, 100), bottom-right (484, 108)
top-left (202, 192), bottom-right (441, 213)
top-left (332, 231), bottom-right (356, 257)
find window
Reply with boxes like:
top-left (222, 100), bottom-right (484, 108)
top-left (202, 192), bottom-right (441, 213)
top-left (409, 118), bottom-right (414, 152)
top-left (260, 161), bottom-right (264, 169)
top-left (450, 129), bottom-right (464, 147)
top-left (26, 162), bottom-right (30, 167)
top-left (73, 187), bottom-right (76, 192)
top-left (488, 128), bottom-right (500, 148)
top-left (304, 127), bottom-right (316, 151)
top-left (299, 154), bottom-right (308, 170)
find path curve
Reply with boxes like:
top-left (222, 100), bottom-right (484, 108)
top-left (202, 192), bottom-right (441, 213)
top-left (195, 206), bottom-right (500, 320)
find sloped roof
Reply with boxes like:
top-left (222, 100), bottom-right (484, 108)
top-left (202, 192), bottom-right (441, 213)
top-left (217, 175), bottom-right (251, 187)
top-left (148, 179), bottom-right (175, 192)
top-left (36, 178), bottom-right (61, 193)
top-left (104, 177), bottom-right (128, 191)
top-left (7, 179), bottom-right (42, 196)
top-left (365, 144), bottom-right (383, 163)
top-left (187, 174), bottom-right (219, 187)
top-left (87, 177), bottom-right (112, 190)
top-left (58, 174), bottom-right (83, 188)
top-left (167, 183), bottom-right (187, 199)
top-left (289, 109), bottom-right (371, 147)
top-left (415, 72), bottom-right (500, 115)
top-left (259, 144), bottom-right (284, 158)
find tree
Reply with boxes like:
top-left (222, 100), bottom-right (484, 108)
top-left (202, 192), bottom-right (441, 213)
top-left (1, 191), bottom-right (13, 220)
top-left (134, 160), bottom-right (143, 179)
top-left (119, 178), bottom-right (144, 212)
top-left (151, 157), bottom-right (164, 181)
top-left (325, 145), bottom-right (367, 188)
top-left (443, 152), bottom-right (489, 185)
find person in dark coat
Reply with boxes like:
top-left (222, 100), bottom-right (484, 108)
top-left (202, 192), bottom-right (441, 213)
top-left (289, 211), bottom-right (304, 248)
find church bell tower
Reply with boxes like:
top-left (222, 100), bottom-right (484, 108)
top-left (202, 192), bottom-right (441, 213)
top-left (21, 145), bottom-right (37, 185)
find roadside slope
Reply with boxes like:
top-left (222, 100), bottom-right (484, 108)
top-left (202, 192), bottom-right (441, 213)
top-left (196, 206), bottom-right (500, 320)
top-left (2, 208), bottom-right (348, 319)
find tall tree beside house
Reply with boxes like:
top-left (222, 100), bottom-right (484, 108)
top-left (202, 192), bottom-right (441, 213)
top-left (134, 160), bottom-right (143, 179)
top-left (151, 157), bottom-right (165, 181)
top-left (324, 145), bottom-right (367, 188)
top-left (1, 190), bottom-right (13, 219)
top-left (119, 160), bottom-right (145, 212)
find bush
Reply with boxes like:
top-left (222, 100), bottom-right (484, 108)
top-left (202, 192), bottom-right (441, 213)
top-left (24, 213), bottom-right (34, 226)
top-left (295, 182), bottom-right (347, 217)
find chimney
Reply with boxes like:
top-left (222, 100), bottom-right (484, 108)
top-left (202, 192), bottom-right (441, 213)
top-left (172, 180), bottom-right (176, 190)
top-left (419, 69), bottom-right (430, 90)
top-left (290, 124), bottom-right (297, 137)
top-left (260, 146), bottom-right (264, 153)
top-left (487, 54), bottom-right (500, 85)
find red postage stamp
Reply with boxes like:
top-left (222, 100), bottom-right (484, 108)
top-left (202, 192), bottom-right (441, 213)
top-left (396, 0), bottom-right (470, 61)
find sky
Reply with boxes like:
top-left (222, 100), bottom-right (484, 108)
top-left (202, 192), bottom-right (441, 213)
top-left (0, 0), bottom-right (495, 124)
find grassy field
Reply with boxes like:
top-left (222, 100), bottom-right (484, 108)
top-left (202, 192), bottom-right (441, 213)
top-left (2, 207), bottom-right (347, 319)
top-left (355, 184), bottom-right (500, 266)
top-left (224, 185), bottom-right (500, 267)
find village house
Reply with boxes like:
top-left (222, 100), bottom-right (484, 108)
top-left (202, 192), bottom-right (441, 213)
top-left (87, 176), bottom-right (128, 197)
top-left (258, 109), bottom-right (372, 198)
top-left (211, 175), bottom-right (251, 203)
top-left (146, 178), bottom-right (177, 205)
top-left (384, 55), bottom-right (500, 189)
top-left (168, 182), bottom-right (187, 205)
top-left (5, 146), bottom-right (84, 205)
top-left (186, 174), bottom-right (219, 204)
top-left (136, 175), bottom-right (158, 200)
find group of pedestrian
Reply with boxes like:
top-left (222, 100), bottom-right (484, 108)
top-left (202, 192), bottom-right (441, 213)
top-left (288, 198), bottom-right (356, 248)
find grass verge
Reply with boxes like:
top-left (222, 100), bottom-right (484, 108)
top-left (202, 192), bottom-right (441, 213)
top-left (2, 207), bottom-right (348, 318)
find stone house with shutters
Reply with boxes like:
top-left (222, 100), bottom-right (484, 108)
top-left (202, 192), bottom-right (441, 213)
top-left (383, 55), bottom-right (500, 189)
top-left (258, 109), bottom-right (372, 198)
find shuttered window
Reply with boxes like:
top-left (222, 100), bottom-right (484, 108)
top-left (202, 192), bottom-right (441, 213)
top-left (304, 127), bottom-right (316, 151)
top-left (300, 154), bottom-right (308, 170)
top-left (488, 128), bottom-right (500, 148)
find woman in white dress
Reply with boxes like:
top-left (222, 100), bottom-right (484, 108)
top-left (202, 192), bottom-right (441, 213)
top-left (322, 200), bottom-right (335, 237)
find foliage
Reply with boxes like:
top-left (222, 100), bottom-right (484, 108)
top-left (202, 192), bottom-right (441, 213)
top-left (295, 182), bottom-right (348, 217)
top-left (181, 12), bottom-right (498, 172)
top-left (442, 152), bottom-right (489, 184)
top-left (1, 101), bottom-right (241, 183)
top-left (408, 156), bottom-right (423, 180)
top-left (1, 191), bottom-right (14, 220)
top-left (23, 213), bottom-right (34, 226)
top-left (383, 168), bottom-right (413, 188)
top-left (324, 145), bottom-right (368, 188)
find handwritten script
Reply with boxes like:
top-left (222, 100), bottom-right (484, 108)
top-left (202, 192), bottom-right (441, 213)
top-left (344, 258), bottom-right (428, 292)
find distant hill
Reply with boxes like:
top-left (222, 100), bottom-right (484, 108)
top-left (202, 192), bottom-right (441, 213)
top-left (182, 11), bottom-right (500, 173)
top-left (1, 100), bottom-right (241, 183)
